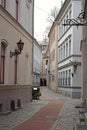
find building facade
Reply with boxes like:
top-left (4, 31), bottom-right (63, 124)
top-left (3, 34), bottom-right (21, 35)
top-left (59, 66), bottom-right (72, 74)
top-left (81, 0), bottom-right (87, 109)
top-left (33, 39), bottom-right (42, 86)
top-left (40, 39), bottom-right (47, 86)
top-left (57, 0), bottom-right (82, 98)
top-left (0, 0), bottom-right (34, 35)
top-left (0, 0), bottom-right (34, 112)
top-left (47, 23), bottom-right (58, 91)
top-left (44, 42), bottom-right (50, 88)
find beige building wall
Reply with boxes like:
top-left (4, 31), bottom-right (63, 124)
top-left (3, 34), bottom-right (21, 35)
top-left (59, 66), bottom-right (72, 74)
top-left (42, 58), bottom-right (46, 76)
top-left (40, 39), bottom-right (47, 86)
top-left (0, 6), bottom-right (33, 112)
top-left (0, 6), bottom-right (32, 85)
top-left (0, 0), bottom-right (34, 35)
top-left (49, 23), bottom-right (58, 91)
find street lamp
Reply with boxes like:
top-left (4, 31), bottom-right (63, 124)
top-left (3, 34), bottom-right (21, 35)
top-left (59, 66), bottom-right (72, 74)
top-left (73, 61), bottom-right (77, 73)
top-left (70, 60), bottom-right (78, 77)
top-left (10, 39), bottom-right (24, 57)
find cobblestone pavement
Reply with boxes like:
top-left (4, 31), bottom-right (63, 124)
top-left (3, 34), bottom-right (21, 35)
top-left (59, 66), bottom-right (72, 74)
top-left (50, 100), bottom-right (79, 130)
top-left (0, 87), bottom-right (80, 130)
top-left (41, 87), bottom-right (80, 130)
top-left (0, 100), bottom-right (48, 130)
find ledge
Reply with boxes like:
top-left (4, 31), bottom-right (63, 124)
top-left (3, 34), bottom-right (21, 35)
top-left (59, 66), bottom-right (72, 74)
top-left (0, 84), bottom-right (32, 90)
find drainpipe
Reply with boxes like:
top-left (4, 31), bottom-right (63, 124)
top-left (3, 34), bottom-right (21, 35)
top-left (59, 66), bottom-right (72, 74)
top-left (32, 0), bottom-right (34, 85)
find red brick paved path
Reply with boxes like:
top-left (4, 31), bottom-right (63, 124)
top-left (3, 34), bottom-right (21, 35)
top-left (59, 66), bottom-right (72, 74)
top-left (12, 88), bottom-right (65, 130)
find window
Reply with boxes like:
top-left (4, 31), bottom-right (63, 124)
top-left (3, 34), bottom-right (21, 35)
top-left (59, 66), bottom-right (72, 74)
top-left (68, 69), bottom-right (71, 86)
top-left (26, 4), bottom-right (30, 31)
top-left (58, 48), bottom-right (60, 61)
top-left (61, 47), bottom-right (63, 60)
top-left (64, 45), bottom-right (65, 59)
top-left (64, 19), bottom-right (65, 33)
top-left (66, 13), bottom-right (68, 30)
top-left (60, 47), bottom-right (62, 61)
top-left (69, 9), bottom-right (71, 19)
top-left (0, 43), bottom-right (6, 84)
top-left (66, 41), bottom-right (68, 57)
top-left (16, 0), bottom-right (19, 21)
top-left (46, 59), bottom-right (48, 65)
top-left (65, 70), bottom-right (67, 86)
top-left (58, 69), bottom-right (71, 87)
top-left (69, 37), bottom-right (71, 56)
top-left (59, 26), bottom-right (61, 38)
top-left (58, 72), bottom-right (60, 85)
top-left (1, 0), bottom-right (6, 8)
top-left (63, 71), bottom-right (65, 85)
top-left (59, 35), bottom-right (72, 61)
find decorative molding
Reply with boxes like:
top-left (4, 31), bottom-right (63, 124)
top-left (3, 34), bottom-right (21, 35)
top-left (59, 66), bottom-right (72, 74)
top-left (26, 0), bottom-right (32, 8)
top-left (58, 61), bottom-right (81, 70)
top-left (58, 86), bottom-right (81, 89)
top-left (58, 54), bottom-right (81, 64)
top-left (1, 39), bottom-right (9, 46)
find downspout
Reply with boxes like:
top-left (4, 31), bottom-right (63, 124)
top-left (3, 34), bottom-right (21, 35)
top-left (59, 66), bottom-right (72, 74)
top-left (84, 0), bottom-right (86, 13)
top-left (32, 0), bottom-right (34, 85)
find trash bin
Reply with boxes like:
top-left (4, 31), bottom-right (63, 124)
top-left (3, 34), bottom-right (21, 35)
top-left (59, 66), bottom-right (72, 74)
top-left (32, 86), bottom-right (41, 99)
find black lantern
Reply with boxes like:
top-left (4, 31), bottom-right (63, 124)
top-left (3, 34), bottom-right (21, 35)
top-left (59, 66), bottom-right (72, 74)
top-left (17, 39), bottom-right (24, 53)
top-left (10, 39), bottom-right (24, 57)
top-left (73, 62), bottom-right (77, 73)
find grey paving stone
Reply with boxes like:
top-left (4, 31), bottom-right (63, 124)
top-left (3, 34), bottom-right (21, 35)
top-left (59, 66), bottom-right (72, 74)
top-left (50, 101), bottom-right (80, 130)
top-left (0, 100), bottom-right (48, 130)
top-left (0, 88), bottom-right (80, 130)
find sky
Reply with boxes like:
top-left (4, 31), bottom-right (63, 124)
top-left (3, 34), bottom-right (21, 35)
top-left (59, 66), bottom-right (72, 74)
top-left (34, 0), bottom-right (65, 41)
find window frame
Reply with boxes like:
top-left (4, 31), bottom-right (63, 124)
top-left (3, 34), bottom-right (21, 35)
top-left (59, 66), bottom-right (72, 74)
top-left (16, 0), bottom-right (19, 21)
top-left (0, 42), bottom-right (6, 84)
top-left (1, 0), bottom-right (6, 9)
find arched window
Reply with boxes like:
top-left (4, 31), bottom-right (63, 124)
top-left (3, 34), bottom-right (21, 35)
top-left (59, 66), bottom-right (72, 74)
top-left (0, 42), bottom-right (6, 84)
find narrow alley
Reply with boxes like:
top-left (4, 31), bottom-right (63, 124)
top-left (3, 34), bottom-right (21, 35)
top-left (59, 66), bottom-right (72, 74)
top-left (0, 0), bottom-right (87, 130)
top-left (0, 87), bottom-right (80, 130)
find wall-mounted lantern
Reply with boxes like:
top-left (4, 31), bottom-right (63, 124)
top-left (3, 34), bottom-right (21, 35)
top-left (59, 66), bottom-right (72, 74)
top-left (10, 39), bottom-right (24, 57)
top-left (73, 61), bottom-right (77, 73)
top-left (70, 60), bottom-right (78, 77)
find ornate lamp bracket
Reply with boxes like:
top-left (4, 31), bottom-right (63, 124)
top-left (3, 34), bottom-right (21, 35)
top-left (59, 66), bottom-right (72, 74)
top-left (63, 11), bottom-right (87, 27)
